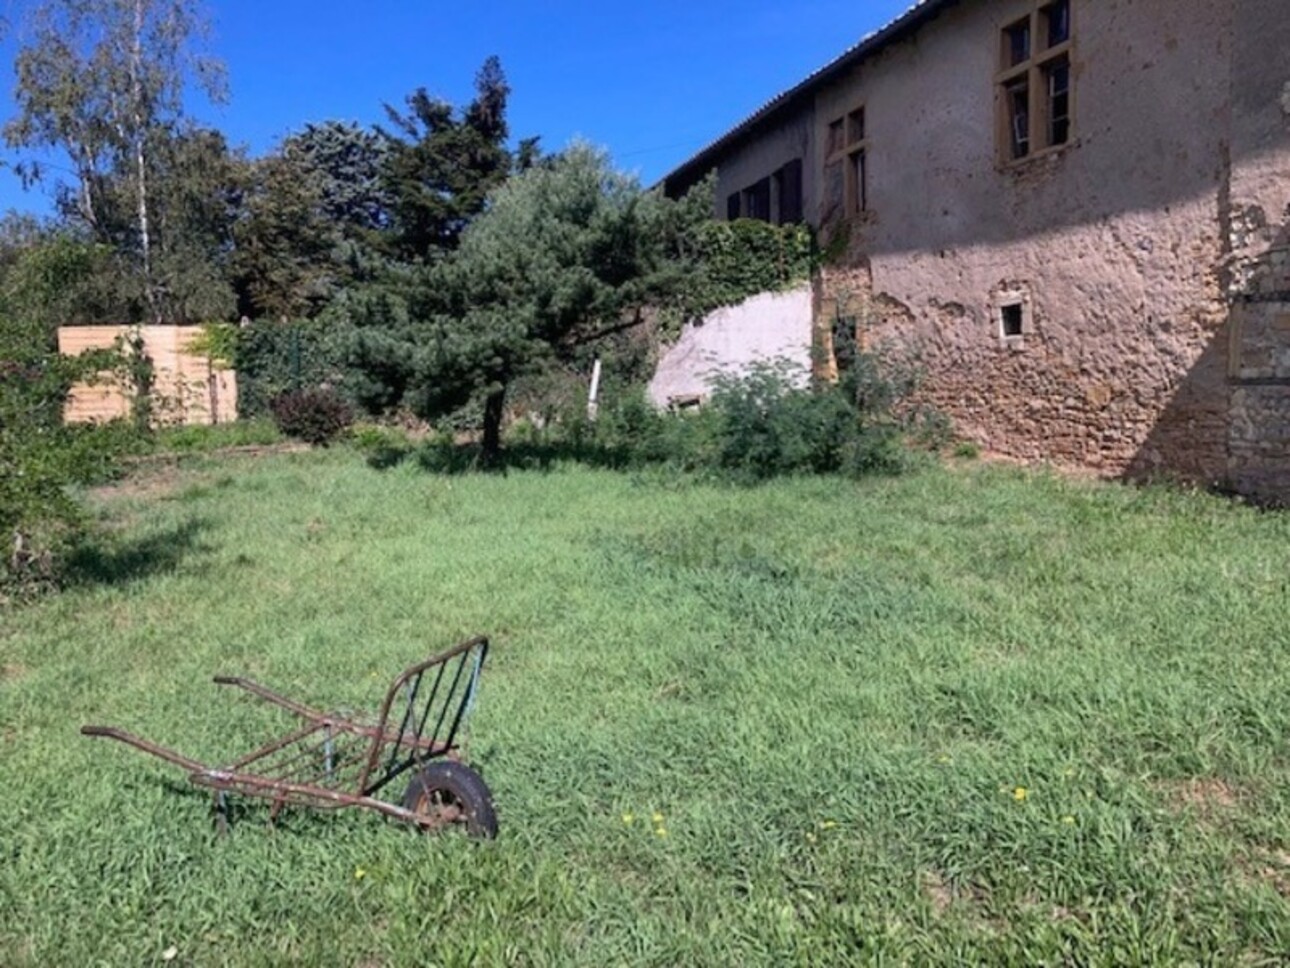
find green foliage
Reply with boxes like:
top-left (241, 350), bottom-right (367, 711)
top-left (659, 217), bottom-right (814, 337)
top-left (235, 319), bottom-right (355, 418)
top-left (704, 360), bottom-right (903, 480)
top-left (534, 353), bottom-right (939, 482)
top-left (6, 0), bottom-right (228, 321)
top-left (230, 121), bottom-right (392, 321)
top-left (379, 56), bottom-right (530, 261)
top-left (184, 322), bottom-right (239, 369)
top-left (116, 330), bottom-right (156, 432)
top-left (137, 126), bottom-right (243, 322)
top-left (152, 418), bottom-right (281, 453)
top-left (0, 230), bottom-right (126, 326)
top-left (349, 143), bottom-right (681, 457)
top-left (0, 312), bottom-right (133, 596)
top-left (270, 386), bottom-right (354, 445)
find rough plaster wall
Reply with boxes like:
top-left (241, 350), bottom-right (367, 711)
top-left (713, 110), bottom-right (815, 217)
top-left (814, 0), bottom-right (1243, 482)
top-left (647, 286), bottom-right (813, 407)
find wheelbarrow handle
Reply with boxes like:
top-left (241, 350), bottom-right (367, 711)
top-left (81, 725), bottom-right (210, 773)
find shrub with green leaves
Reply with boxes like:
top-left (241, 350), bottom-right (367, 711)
top-left (553, 350), bottom-right (942, 481)
top-left (236, 319), bottom-right (356, 419)
top-left (0, 324), bottom-right (134, 597)
top-left (270, 386), bottom-right (354, 445)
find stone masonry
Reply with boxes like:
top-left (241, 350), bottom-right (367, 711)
top-left (663, 0), bottom-right (1290, 502)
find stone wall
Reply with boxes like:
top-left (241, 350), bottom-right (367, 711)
top-left (1222, 0), bottom-right (1290, 503)
top-left (808, 0), bottom-right (1243, 484)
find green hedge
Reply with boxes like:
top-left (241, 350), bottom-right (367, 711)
top-left (235, 320), bottom-right (354, 419)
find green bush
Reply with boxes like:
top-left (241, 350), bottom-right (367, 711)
top-left (270, 387), bottom-right (354, 446)
top-left (347, 422), bottom-right (415, 469)
top-left (543, 351), bottom-right (943, 482)
top-left (236, 319), bottom-right (355, 419)
top-left (0, 345), bottom-right (140, 598)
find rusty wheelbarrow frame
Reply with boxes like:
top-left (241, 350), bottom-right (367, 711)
top-left (82, 636), bottom-right (498, 838)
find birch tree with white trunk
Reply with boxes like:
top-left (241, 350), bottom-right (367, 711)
top-left (5, 0), bottom-right (226, 323)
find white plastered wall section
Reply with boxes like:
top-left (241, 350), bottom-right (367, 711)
top-left (647, 286), bottom-right (814, 408)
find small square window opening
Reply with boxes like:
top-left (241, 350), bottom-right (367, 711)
top-left (1001, 303), bottom-right (1025, 338)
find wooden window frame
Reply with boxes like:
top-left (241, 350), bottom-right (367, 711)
top-left (996, 0), bottom-right (1075, 166)
top-left (825, 105), bottom-right (868, 217)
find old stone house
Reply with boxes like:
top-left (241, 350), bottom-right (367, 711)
top-left (662, 0), bottom-right (1290, 501)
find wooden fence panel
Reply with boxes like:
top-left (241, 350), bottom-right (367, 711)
top-left (57, 325), bottom-right (239, 426)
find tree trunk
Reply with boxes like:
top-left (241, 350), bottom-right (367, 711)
top-left (481, 386), bottom-right (507, 465)
top-left (131, 0), bottom-right (160, 324)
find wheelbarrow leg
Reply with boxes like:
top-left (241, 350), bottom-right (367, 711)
top-left (212, 791), bottom-right (230, 837)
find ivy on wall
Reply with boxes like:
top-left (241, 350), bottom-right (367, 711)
top-left (660, 218), bottom-right (815, 340)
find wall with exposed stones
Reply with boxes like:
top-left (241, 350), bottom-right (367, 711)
top-left (811, 0), bottom-right (1245, 485)
top-left (1222, 0), bottom-right (1290, 502)
top-left (669, 0), bottom-right (1290, 499)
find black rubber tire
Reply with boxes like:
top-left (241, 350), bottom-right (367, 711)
top-left (401, 761), bottom-right (498, 840)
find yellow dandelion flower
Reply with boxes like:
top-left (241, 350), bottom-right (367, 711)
top-left (819, 820), bottom-right (838, 830)
top-left (1013, 787), bottom-right (1030, 802)
top-left (655, 827), bottom-right (668, 838)
top-left (937, 755), bottom-right (952, 765)
top-left (651, 811), bottom-right (665, 824)
top-left (1061, 815), bottom-right (1076, 825)
top-left (354, 868), bottom-right (367, 880)
top-left (622, 812), bottom-right (635, 826)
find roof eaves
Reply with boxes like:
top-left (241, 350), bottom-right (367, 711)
top-left (659, 0), bottom-right (958, 191)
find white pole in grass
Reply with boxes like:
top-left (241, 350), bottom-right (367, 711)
top-left (588, 358), bottom-right (603, 421)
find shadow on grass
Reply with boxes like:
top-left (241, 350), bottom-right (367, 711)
top-left (65, 518), bottom-right (214, 589)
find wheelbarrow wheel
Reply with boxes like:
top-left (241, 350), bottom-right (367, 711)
top-left (402, 762), bottom-right (498, 839)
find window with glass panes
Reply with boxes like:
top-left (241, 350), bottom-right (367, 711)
top-left (997, 0), bottom-right (1072, 162)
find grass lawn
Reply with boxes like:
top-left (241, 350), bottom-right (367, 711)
top-left (3, 450), bottom-right (1290, 964)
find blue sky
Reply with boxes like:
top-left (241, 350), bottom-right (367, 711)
top-left (0, 0), bottom-right (915, 215)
